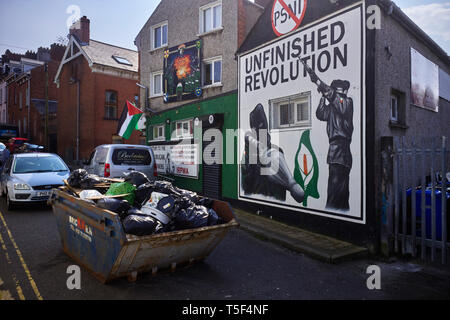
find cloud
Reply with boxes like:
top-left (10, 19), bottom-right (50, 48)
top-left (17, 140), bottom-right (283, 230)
top-left (402, 2), bottom-right (450, 52)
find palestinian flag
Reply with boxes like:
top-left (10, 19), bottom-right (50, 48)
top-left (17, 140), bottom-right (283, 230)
top-left (118, 101), bottom-right (144, 139)
top-left (293, 130), bottom-right (320, 207)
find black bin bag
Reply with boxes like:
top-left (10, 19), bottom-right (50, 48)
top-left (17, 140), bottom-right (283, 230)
top-left (97, 198), bottom-right (132, 219)
top-left (124, 171), bottom-right (150, 187)
top-left (67, 169), bottom-right (89, 188)
top-left (134, 182), bottom-right (155, 209)
top-left (123, 215), bottom-right (164, 236)
top-left (174, 205), bottom-right (209, 230)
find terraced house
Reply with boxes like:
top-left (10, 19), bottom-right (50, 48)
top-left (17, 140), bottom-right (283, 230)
top-left (135, 0), bottom-right (267, 199)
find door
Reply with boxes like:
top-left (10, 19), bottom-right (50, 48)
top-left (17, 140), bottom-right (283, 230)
top-left (202, 114), bottom-right (223, 200)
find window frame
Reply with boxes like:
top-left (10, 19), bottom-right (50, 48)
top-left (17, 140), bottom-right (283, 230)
top-left (173, 119), bottom-right (194, 140)
top-left (270, 92), bottom-right (312, 130)
top-left (199, 1), bottom-right (223, 35)
top-left (151, 71), bottom-right (164, 97)
top-left (390, 94), bottom-right (398, 123)
top-left (104, 90), bottom-right (118, 120)
top-left (202, 56), bottom-right (222, 88)
top-left (152, 124), bottom-right (165, 141)
top-left (151, 21), bottom-right (168, 51)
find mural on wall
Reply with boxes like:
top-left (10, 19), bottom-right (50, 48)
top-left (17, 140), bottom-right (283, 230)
top-left (241, 104), bottom-right (305, 203)
top-left (302, 60), bottom-right (354, 211)
top-left (238, 4), bottom-right (365, 223)
top-left (163, 39), bottom-right (202, 103)
top-left (411, 48), bottom-right (439, 112)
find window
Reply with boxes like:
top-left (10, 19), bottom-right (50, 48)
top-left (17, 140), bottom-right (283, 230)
top-left (151, 22), bottom-right (168, 50)
top-left (19, 92), bottom-right (22, 110)
top-left (112, 148), bottom-right (152, 166)
top-left (200, 1), bottom-right (222, 34)
top-left (389, 89), bottom-right (406, 127)
top-left (151, 71), bottom-right (163, 97)
top-left (270, 93), bottom-right (311, 129)
top-left (105, 90), bottom-right (118, 119)
top-left (152, 125), bottom-right (165, 141)
top-left (0, 88), bottom-right (2, 103)
top-left (23, 117), bottom-right (27, 134)
top-left (173, 119), bottom-right (193, 139)
top-left (112, 55), bottom-right (133, 66)
top-left (203, 58), bottom-right (222, 87)
top-left (390, 94), bottom-right (398, 122)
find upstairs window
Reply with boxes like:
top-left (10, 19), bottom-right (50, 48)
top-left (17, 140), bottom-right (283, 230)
top-left (152, 22), bottom-right (168, 50)
top-left (200, 1), bottom-right (222, 34)
top-left (151, 71), bottom-right (163, 97)
top-left (203, 57), bottom-right (222, 87)
top-left (105, 90), bottom-right (118, 120)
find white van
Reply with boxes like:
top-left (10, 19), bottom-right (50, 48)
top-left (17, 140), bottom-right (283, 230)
top-left (85, 145), bottom-right (157, 180)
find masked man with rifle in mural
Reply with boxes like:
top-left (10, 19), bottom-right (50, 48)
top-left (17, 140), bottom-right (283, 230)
top-left (301, 59), bottom-right (354, 211)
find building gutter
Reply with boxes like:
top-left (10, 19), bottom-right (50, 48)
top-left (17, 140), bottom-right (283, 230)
top-left (378, 0), bottom-right (450, 67)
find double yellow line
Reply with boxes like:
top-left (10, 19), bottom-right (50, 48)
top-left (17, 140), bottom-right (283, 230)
top-left (0, 211), bottom-right (43, 300)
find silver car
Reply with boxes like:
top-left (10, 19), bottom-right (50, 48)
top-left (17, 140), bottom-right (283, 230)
top-left (0, 153), bottom-right (70, 210)
top-left (85, 144), bottom-right (157, 179)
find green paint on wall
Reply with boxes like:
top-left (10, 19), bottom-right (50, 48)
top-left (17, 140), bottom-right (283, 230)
top-left (147, 92), bottom-right (238, 199)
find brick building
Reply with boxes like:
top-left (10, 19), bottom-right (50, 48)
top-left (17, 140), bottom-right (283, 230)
top-left (55, 16), bottom-right (142, 164)
top-left (4, 45), bottom-right (65, 150)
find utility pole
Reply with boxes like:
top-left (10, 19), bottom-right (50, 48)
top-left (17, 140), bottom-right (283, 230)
top-left (44, 63), bottom-right (49, 150)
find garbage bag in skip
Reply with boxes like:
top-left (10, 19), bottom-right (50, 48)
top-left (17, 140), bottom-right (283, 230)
top-left (105, 182), bottom-right (136, 206)
top-left (156, 195), bottom-right (176, 215)
top-left (124, 171), bottom-right (150, 187)
top-left (207, 208), bottom-right (219, 226)
top-left (79, 190), bottom-right (103, 204)
top-left (141, 202), bottom-right (172, 225)
top-left (134, 183), bottom-right (155, 209)
top-left (122, 214), bottom-right (164, 236)
top-left (67, 169), bottom-right (89, 188)
top-left (97, 198), bottom-right (132, 219)
top-left (173, 205), bottom-right (210, 230)
top-left (80, 174), bottom-right (105, 189)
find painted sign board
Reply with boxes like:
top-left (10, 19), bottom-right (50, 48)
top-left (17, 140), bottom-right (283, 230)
top-left (411, 48), bottom-right (439, 112)
top-left (272, 0), bottom-right (307, 36)
top-left (163, 39), bottom-right (202, 103)
top-left (153, 144), bottom-right (199, 178)
top-left (238, 4), bottom-right (366, 224)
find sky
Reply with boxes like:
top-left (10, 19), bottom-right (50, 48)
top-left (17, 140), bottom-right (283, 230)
top-left (0, 0), bottom-right (449, 55)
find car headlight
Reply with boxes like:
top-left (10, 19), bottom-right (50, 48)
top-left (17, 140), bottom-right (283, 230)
top-left (14, 183), bottom-right (31, 190)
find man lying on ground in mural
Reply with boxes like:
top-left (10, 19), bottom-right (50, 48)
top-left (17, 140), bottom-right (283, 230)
top-left (302, 60), bottom-right (354, 211)
top-left (241, 104), bottom-right (305, 204)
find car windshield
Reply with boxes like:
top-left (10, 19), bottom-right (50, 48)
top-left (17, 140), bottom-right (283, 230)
top-left (0, 143), bottom-right (5, 151)
top-left (13, 156), bottom-right (69, 174)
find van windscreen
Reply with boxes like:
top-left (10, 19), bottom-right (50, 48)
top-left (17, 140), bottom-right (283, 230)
top-left (112, 149), bottom-right (151, 166)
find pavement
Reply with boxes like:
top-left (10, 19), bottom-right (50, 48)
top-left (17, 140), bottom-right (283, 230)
top-left (233, 208), bottom-right (368, 263)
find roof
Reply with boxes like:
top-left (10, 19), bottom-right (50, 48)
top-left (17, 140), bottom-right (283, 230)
top-left (82, 39), bottom-right (138, 73)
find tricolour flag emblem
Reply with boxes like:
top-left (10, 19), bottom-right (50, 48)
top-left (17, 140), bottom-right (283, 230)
top-left (118, 101), bottom-right (144, 140)
top-left (294, 130), bottom-right (320, 206)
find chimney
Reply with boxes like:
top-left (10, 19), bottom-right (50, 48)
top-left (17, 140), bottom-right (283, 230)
top-left (69, 16), bottom-right (90, 45)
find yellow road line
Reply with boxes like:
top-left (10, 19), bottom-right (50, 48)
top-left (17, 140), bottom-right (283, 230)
top-left (0, 211), bottom-right (43, 300)
top-left (0, 232), bottom-right (25, 300)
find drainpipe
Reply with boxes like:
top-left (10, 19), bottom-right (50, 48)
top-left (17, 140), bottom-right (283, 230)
top-left (76, 80), bottom-right (80, 161)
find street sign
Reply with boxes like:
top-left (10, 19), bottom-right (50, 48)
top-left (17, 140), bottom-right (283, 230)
top-left (271, 0), bottom-right (307, 37)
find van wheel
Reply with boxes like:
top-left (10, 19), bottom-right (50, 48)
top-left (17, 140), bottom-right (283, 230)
top-left (6, 192), bottom-right (15, 211)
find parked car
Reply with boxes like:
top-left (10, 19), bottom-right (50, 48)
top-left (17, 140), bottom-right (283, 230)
top-left (0, 142), bottom-right (8, 172)
top-left (0, 153), bottom-right (70, 210)
top-left (17, 143), bottom-right (45, 153)
top-left (7, 137), bottom-right (29, 154)
top-left (84, 144), bottom-right (157, 179)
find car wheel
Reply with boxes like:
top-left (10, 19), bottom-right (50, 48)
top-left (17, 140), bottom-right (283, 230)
top-left (6, 191), bottom-right (15, 211)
